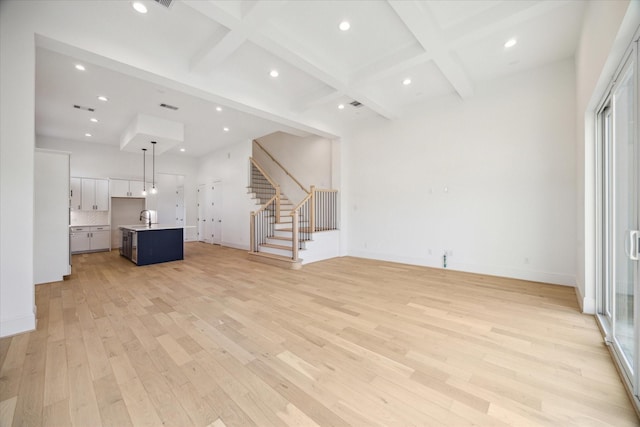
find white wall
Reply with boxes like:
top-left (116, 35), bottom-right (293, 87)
top-left (345, 59), bottom-right (577, 286)
top-left (197, 139), bottom-right (257, 250)
top-left (0, 1), bottom-right (36, 337)
top-left (255, 132), bottom-right (333, 205)
top-left (36, 136), bottom-right (199, 240)
top-left (574, 0), bottom-right (638, 313)
top-left (34, 150), bottom-right (71, 284)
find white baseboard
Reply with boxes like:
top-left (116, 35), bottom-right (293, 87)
top-left (347, 249), bottom-right (576, 287)
top-left (0, 311), bottom-right (36, 338)
top-left (221, 241), bottom-right (249, 251)
top-left (574, 284), bottom-right (596, 314)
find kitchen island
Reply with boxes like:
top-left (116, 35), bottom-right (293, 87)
top-left (119, 224), bottom-right (184, 266)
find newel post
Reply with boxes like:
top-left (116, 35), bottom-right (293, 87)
top-left (250, 212), bottom-right (256, 252)
top-left (275, 186), bottom-right (281, 221)
top-left (292, 211), bottom-right (299, 261)
top-left (310, 185), bottom-right (316, 233)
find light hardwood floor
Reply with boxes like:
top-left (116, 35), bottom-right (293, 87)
top-left (1, 243), bottom-right (637, 426)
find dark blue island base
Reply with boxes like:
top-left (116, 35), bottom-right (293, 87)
top-left (136, 228), bottom-right (184, 266)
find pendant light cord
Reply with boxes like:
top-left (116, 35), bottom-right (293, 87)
top-left (142, 148), bottom-right (147, 193)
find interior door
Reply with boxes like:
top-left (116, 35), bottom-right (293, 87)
top-left (176, 186), bottom-right (185, 240)
top-left (197, 184), bottom-right (212, 244)
top-left (211, 182), bottom-right (222, 245)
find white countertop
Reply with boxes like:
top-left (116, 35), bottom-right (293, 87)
top-left (119, 224), bottom-right (184, 231)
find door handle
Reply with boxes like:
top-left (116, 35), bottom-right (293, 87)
top-left (629, 230), bottom-right (639, 261)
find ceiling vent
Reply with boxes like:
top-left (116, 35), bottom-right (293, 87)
top-left (160, 103), bottom-right (179, 111)
top-left (73, 104), bottom-right (95, 112)
top-left (349, 100), bottom-right (363, 108)
top-left (154, 0), bottom-right (174, 8)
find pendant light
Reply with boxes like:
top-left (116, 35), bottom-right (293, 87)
top-left (150, 141), bottom-right (158, 194)
top-left (141, 148), bottom-right (147, 196)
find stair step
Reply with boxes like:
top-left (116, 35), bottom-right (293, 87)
top-left (277, 227), bottom-right (313, 233)
top-left (268, 236), bottom-right (292, 242)
top-left (258, 243), bottom-right (298, 257)
top-left (260, 243), bottom-right (291, 251)
top-left (247, 251), bottom-right (302, 270)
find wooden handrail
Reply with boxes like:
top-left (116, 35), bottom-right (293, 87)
top-left (254, 140), bottom-right (309, 194)
top-left (289, 191), bottom-right (313, 214)
top-left (250, 157), bottom-right (280, 191)
top-left (252, 195), bottom-right (277, 215)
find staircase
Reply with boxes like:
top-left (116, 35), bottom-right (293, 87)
top-left (247, 161), bottom-right (308, 269)
top-left (247, 144), bottom-right (339, 269)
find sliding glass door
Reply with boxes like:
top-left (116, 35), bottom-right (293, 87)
top-left (598, 42), bottom-right (639, 397)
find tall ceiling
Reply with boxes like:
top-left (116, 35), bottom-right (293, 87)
top-left (35, 0), bottom-right (586, 157)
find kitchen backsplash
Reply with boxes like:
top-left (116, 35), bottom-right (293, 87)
top-left (70, 210), bottom-right (109, 226)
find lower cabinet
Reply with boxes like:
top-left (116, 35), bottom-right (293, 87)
top-left (70, 226), bottom-right (111, 253)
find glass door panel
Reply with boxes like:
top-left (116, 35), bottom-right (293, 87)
top-left (612, 59), bottom-right (637, 376)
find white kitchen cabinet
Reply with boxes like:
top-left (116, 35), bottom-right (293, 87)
top-left (70, 177), bottom-right (82, 211)
top-left (80, 178), bottom-right (109, 211)
top-left (111, 179), bottom-right (145, 198)
top-left (70, 226), bottom-right (111, 253)
top-left (90, 226), bottom-right (111, 250)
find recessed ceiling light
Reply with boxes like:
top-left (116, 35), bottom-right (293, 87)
top-left (223, 127), bottom-right (229, 132)
top-left (216, 106), bottom-right (222, 112)
top-left (270, 69), bottom-right (279, 78)
top-left (180, 148), bottom-right (186, 152)
top-left (402, 78), bottom-right (412, 86)
top-left (75, 64), bottom-right (85, 71)
top-left (339, 21), bottom-right (350, 31)
top-left (132, 2), bottom-right (147, 14)
top-left (90, 118), bottom-right (98, 123)
top-left (504, 38), bottom-right (517, 48)
top-left (338, 104), bottom-right (345, 110)
top-left (97, 96), bottom-right (108, 102)
top-left (85, 133), bottom-right (92, 137)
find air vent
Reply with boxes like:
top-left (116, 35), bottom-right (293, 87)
top-left (73, 104), bottom-right (95, 112)
top-left (154, 0), bottom-right (173, 8)
top-left (349, 100), bottom-right (363, 108)
top-left (160, 103), bottom-right (179, 111)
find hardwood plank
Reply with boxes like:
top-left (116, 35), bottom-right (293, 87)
top-left (41, 398), bottom-right (72, 427)
top-left (93, 374), bottom-right (134, 427)
top-left (0, 396), bottom-right (17, 427)
top-left (42, 339), bottom-right (68, 406)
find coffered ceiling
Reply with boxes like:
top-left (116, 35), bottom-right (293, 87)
top-left (34, 0), bottom-right (586, 157)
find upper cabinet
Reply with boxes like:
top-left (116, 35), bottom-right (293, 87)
top-left (111, 179), bottom-right (145, 198)
top-left (78, 178), bottom-right (109, 211)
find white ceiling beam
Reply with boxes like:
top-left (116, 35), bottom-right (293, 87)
top-left (446, 0), bottom-right (575, 50)
top-left (349, 46), bottom-right (432, 86)
top-left (389, 0), bottom-right (474, 99)
top-left (190, 30), bottom-right (248, 73)
top-left (186, 0), bottom-right (289, 73)
top-left (256, 27), bottom-right (399, 119)
top-left (184, 0), bottom-right (398, 120)
top-left (294, 88), bottom-right (344, 112)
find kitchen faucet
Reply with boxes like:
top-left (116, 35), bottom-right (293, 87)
top-left (140, 210), bottom-right (152, 227)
